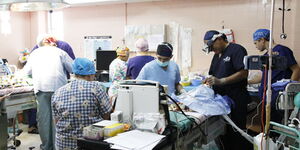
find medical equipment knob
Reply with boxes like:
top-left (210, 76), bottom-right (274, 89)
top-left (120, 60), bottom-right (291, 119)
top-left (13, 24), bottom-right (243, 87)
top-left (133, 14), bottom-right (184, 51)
top-left (294, 93), bottom-right (300, 108)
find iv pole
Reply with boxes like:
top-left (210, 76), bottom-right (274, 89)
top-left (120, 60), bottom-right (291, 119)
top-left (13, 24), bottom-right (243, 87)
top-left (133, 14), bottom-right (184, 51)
top-left (264, 0), bottom-right (275, 149)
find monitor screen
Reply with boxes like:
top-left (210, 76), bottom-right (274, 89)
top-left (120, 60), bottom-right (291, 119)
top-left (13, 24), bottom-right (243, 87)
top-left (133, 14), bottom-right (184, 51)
top-left (96, 50), bottom-right (117, 70)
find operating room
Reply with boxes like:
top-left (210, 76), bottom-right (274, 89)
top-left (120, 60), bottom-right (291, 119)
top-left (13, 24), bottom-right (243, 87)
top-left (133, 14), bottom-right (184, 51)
top-left (0, 0), bottom-right (300, 150)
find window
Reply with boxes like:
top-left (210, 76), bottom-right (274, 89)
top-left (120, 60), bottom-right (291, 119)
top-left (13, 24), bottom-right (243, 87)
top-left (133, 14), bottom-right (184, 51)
top-left (0, 11), bottom-right (11, 35)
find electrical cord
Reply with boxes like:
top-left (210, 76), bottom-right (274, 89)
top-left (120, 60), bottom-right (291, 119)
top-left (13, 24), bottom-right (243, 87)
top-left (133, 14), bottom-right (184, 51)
top-left (279, 0), bottom-right (291, 39)
top-left (282, 0), bottom-right (285, 37)
top-left (246, 100), bottom-right (263, 134)
top-left (275, 92), bottom-right (284, 110)
top-left (163, 93), bottom-right (207, 137)
top-left (261, 66), bottom-right (268, 150)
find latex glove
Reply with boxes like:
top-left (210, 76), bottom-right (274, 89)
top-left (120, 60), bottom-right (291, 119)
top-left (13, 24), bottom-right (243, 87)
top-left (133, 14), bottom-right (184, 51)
top-left (179, 89), bottom-right (187, 94)
top-left (204, 76), bottom-right (226, 86)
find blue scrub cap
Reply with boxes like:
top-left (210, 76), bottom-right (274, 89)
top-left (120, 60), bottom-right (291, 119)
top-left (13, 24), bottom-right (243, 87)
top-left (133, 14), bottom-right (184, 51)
top-left (72, 58), bottom-right (96, 75)
top-left (253, 29), bottom-right (270, 41)
top-left (203, 30), bottom-right (220, 40)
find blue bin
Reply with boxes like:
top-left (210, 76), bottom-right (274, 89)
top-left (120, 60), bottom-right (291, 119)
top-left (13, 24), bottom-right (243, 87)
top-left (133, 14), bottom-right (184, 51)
top-left (191, 79), bottom-right (201, 86)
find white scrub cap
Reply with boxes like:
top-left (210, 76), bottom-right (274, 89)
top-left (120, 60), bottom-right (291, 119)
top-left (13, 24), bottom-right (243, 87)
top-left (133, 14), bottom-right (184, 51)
top-left (36, 34), bottom-right (56, 47)
top-left (135, 38), bottom-right (149, 52)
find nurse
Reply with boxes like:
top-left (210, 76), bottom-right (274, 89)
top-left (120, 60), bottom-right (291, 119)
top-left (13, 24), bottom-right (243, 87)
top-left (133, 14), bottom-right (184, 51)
top-left (108, 46), bottom-right (130, 98)
top-left (203, 30), bottom-right (252, 150)
top-left (252, 29), bottom-right (300, 122)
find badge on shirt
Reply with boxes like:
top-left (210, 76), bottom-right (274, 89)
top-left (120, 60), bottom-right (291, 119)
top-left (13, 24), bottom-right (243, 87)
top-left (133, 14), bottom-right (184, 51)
top-left (223, 56), bottom-right (231, 62)
top-left (272, 51), bottom-right (279, 55)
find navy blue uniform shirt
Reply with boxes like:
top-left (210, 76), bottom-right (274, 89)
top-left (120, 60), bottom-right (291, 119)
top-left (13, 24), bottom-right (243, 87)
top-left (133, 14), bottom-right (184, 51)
top-left (259, 44), bottom-right (297, 101)
top-left (209, 43), bottom-right (248, 96)
top-left (209, 42), bottom-right (250, 132)
top-left (208, 42), bottom-right (252, 150)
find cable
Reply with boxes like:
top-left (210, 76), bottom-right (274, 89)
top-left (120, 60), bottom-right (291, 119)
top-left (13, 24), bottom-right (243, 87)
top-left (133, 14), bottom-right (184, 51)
top-left (246, 100), bottom-right (263, 134)
top-left (275, 92), bottom-right (284, 110)
top-left (222, 115), bottom-right (254, 144)
top-left (282, 0), bottom-right (285, 35)
top-left (279, 0), bottom-right (289, 39)
top-left (164, 94), bottom-right (207, 137)
top-left (261, 66), bottom-right (268, 149)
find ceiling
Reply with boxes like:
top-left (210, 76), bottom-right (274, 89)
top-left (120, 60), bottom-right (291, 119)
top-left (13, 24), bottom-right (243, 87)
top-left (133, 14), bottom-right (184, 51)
top-left (64, 0), bottom-right (165, 6)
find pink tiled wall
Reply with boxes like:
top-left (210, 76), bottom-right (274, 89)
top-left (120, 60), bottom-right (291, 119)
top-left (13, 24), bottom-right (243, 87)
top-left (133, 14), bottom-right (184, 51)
top-left (0, 12), bottom-right (31, 66)
top-left (1, 0), bottom-right (298, 71)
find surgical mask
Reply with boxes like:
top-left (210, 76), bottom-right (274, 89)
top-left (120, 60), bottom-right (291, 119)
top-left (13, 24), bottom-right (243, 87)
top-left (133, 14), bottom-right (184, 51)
top-left (156, 59), bottom-right (169, 67)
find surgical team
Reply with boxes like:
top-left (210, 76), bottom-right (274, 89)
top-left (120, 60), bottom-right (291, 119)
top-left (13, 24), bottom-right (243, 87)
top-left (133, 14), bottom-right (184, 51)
top-left (19, 28), bottom-right (300, 150)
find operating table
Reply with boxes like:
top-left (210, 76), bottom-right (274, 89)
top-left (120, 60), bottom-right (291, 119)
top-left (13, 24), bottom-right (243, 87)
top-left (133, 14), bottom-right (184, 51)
top-left (0, 91), bottom-right (37, 150)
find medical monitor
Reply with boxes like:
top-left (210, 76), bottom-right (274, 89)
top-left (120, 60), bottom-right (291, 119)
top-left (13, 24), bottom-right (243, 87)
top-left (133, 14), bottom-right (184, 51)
top-left (96, 50), bottom-right (117, 70)
top-left (115, 80), bottom-right (160, 122)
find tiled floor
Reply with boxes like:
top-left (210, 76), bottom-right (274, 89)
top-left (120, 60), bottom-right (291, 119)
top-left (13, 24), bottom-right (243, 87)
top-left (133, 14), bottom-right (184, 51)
top-left (8, 123), bottom-right (41, 150)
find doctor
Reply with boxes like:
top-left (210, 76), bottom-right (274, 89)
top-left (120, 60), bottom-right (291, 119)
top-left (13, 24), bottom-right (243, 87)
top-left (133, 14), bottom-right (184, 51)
top-left (203, 30), bottom-right (252, 150)
top-left (137, 42), bottom-right (182, 95)
top-left (252, 29), bottom-right (300, 122)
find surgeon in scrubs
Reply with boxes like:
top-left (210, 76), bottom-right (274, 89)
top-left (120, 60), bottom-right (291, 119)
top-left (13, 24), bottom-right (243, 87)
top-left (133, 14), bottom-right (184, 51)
top-left (203, 30), bottom-right (252, 150)
top-left (137, 42), bottom-right (183, 95)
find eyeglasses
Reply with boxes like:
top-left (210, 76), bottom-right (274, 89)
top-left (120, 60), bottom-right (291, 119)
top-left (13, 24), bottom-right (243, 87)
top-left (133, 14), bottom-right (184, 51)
top-left (202, 44), bottom-right (212, 54)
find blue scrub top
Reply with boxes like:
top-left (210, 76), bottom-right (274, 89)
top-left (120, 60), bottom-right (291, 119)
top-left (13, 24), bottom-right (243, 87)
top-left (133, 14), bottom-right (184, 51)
top-left (136, 60), bottom-right (181, 95)
top-left (126, 55), bottom-right (155, 79)
top-left (209, 43), bottom-right (248, 95)
top-left (259, 44), bottom-right (298, 100)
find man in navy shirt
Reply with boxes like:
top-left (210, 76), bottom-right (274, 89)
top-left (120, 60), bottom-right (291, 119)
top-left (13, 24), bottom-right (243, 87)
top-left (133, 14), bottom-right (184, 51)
top-left (253, 29), bottom-right (300, 122)
top-left (203, 30), bottom-right (252, 150)
top-left (126, 38), bottom-right (155, 79)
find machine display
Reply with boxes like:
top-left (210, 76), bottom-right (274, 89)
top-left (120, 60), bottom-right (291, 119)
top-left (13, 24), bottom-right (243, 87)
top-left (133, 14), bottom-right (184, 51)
top-left (244, 55), bottom-right (287, 70)
top-left (96, 50), bottom-right (117, 71)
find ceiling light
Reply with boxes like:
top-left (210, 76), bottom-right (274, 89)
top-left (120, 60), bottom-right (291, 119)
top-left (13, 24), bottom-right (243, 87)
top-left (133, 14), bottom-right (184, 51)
top-left (0, 0), bottom-right (69, 12)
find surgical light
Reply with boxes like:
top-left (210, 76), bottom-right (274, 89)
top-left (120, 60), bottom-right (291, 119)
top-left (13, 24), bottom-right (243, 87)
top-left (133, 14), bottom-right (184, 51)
top-left (0, 0), bottom-right (69, 12)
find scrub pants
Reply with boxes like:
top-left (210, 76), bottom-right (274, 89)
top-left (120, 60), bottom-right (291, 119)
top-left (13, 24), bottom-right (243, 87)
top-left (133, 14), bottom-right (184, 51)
top-left (27, 108), bottom-right (37, 128)
top-left (0, 110), bottom-right (8, 150)
top-left (36, 91), bottom-right (55, 150)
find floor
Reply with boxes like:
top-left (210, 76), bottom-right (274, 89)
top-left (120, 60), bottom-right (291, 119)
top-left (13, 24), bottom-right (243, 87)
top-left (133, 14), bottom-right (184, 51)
top-left (6, 98), bottom-right (262, 150)
top-left (7, 123), bottom-right (41, 150)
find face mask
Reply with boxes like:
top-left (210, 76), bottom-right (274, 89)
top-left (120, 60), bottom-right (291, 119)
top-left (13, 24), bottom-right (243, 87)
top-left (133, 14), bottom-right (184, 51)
top-left (156, 59), bottom-right (169, 67)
